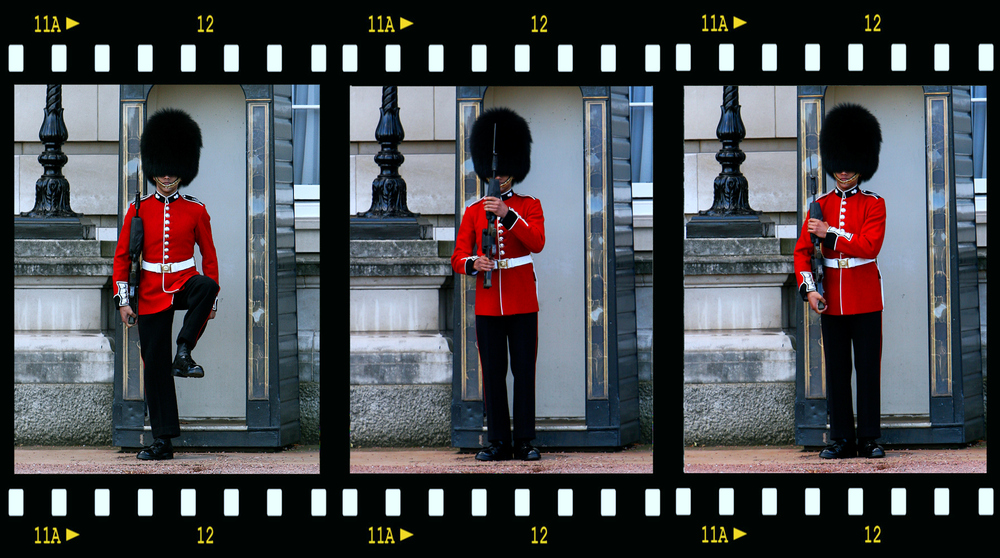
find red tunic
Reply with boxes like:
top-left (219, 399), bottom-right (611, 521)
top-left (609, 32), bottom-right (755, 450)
top-left (794, 185), bottom-right (885, 315)
top-left (113, 191), bottom-right (220, 315)
top-left (451, 190), bottom-right (545, 316)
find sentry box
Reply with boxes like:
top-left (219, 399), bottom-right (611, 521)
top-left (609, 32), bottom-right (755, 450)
top-left (113, 84), bottom-right (302, 450)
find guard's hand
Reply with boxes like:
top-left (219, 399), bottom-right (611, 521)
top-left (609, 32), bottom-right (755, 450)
top-left (807, 291), bottom-right (827, 314)
top-left (119, 305), bottom-right (137, 327)
top-left (807, 218), bottom-right (830, 238)
top-left (208, 310), bottom-right (217, 320)
top-left (473, 257), bottom-right (494, 273)
top-left (482, 196), bottom-right (509, 219)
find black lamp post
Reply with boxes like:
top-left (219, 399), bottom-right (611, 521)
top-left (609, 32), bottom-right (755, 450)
top-left (350, 86), bottom-right (428, 239)
top-left (686, 86), bottom-right (772, 238)
top-left (15, 85), bottom-right (93, 239)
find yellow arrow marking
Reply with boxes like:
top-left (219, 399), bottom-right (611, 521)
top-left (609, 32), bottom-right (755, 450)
top-left (733, 527), bottom-right (746, 540)
top-left (66, 528), bottom-right (80, 541)
top-left (399, 528), bottom-right (413, 541)
top-left (733, 17), bottom-right (746, 29)
top-left (400, 17), bottom-right (413, 30)
top-left (66, 17), bottom-right (80, 30)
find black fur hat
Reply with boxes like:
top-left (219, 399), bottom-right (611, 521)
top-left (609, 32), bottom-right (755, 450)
top-left (140, 108), bottom-right (203, 187)
top-left (820, 103), bottom-right (882, 184)
top-left (469, 107), bottom-right (532, 185)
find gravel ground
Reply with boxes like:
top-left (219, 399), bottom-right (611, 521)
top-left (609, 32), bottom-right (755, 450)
top-left (350, 445), bottom-right (654, 474)
top-left (349, 443), bottom-right (987, 474)
top-left (13, 445), bottom-right (320, 475)
top-left (13, 442), bottom-right (986, 475)
top-left (683, 443), bottom-right (988, 474)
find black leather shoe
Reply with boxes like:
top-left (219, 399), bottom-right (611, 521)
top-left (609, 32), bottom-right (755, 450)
top-left (137, 438), bottom-right (174, 460)
top-left (172, 343), bottom-right (204, 378)
top-left (819, 439), bottom-right (856, 459)
top-left (858, 439), bottom-right (885, 458)
top-left (514, 441), bottom-right (541, 461)
top-left (475, 442), bottom-right (513, 461)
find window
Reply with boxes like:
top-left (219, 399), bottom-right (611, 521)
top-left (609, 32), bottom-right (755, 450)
top-left (629, 86), bottom-right (653, 218)
top-left (971, 85), bottom-right (987, 214)
top-left (292, 85), bottom-right (320, 222)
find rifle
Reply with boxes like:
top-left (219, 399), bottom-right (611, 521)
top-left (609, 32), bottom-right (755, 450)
top-left (126, 184), bottom-right (144, 324)
top-left (481, 124), bottom-right (500, 289)
top-left (808, 200), bottom-right (826, 312)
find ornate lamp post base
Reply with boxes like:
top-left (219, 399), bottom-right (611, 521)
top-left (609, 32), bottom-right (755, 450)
top-left (14, 216), bottom-right (95, 239)
top-left (15, 84), bottom-right (94, 240)
top-left (686, 86), bottom-right (773, 239)
top-left (349, 216), bottom-right (431, 240)
top-left (351, 86), bottom-right (431, 240)
top-left (686, 213), bottom-right (774, 238)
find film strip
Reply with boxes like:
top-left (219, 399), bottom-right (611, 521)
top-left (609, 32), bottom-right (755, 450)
top-left (10, 5), bottom-right (993, 550)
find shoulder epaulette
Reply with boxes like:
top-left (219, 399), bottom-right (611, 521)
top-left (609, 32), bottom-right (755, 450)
top-left (130, 192), bottom-right (155, 207)
top-left (181, 194), bottom-right (206, 206)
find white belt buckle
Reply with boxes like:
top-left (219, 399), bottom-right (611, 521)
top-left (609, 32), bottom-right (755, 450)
top-left (498, 259), bottom-right (509, 269)
top-left (837, 258), bottom-right (849, 268)
top-left (160, 263), bottom-right (173, 273)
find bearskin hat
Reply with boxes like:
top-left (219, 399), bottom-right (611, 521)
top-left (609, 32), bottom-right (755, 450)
top-left (469, 107), bottom-right (532, 185)
top-left (140, 108), bottom-right (203, 187)
top-left (820, 103), bottom-right (882, 184)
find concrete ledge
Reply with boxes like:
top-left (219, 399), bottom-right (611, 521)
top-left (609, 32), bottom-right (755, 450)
top-left (684, 382), bottom-right (795, 446)
top-left (349, 240), bottom-right (452, 277)
top-left (13, 381), bottom-right (322, 447)
top-left (14, 333), bottom-right (114, 383)
top-left (298, 381), bottom-right (321, 445)
top-left (350, 384), bottom-right (451, 447)
top-left (14, 383), bottom-right (114, 446)
top-left (684, 331), bottom-right (795, 383)
top-left (350, 333), bottom-right (452, 385)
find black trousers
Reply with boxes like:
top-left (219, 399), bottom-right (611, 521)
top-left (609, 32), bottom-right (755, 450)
top-left (136, 274), bottom-right (219, 439)
top-left (821, 311), bottom-right (882, 441)
top-left (476, 312), bottom-right (538, 444)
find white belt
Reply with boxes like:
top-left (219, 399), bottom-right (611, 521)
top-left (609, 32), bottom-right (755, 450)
top-left (493, 255), bottom-right (533, 270)
top-left (141, 257), bottom-right (195, 273)
top-left (824, 257), bottom-right (875, 269)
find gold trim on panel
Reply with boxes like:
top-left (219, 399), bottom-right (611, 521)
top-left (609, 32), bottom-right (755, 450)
top-left (458, 100), bottom-right (482, 401)
top-left (925, 94), bottom-right (953, 397)
top-left (121, 102), bottom-right (145, 401)
top-left (584, 100), bottom-right (609, 400)
top-left (799, 97), bottom-right (826, 399)
top-left (247, 102), bottom-right (271, 401)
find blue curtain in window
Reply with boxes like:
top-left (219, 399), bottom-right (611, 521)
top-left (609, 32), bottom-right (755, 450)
top-left (292, 85), bottom-right (321, 185)
top-left (971, 85), bottom-right (987, 180)
top-left (629, 86), bottom-right (653, 183)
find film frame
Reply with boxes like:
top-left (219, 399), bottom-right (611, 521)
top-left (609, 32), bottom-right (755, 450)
top-left (9, 5), bottom-right (993, 550)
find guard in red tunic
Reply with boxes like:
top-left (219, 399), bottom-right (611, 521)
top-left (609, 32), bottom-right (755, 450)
top-left (113, 109), bottom-right (220, 460)
top-left (794, 103), bottom-right (886, 459)
top-left (452, 108), bottom-right (545, 461)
